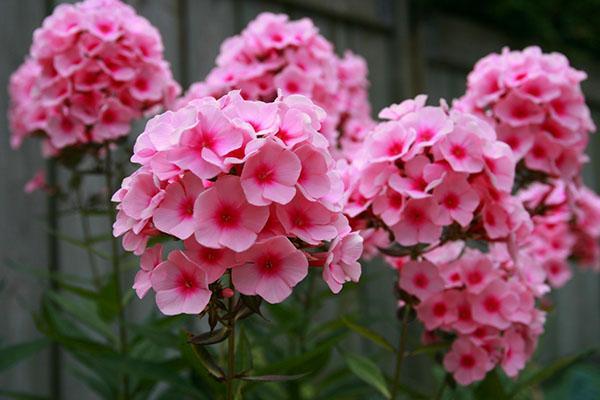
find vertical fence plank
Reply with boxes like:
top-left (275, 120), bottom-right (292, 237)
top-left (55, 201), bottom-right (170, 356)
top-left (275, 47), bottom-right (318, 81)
top-left (0, 0), bottom-right (51, 396)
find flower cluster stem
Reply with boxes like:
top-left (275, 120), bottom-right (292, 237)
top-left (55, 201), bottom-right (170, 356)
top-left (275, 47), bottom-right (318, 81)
top-left (104, 145), bottom-right (130, 400)
top-left (226, 289), bottom-right (236, 400)
top-left (391, 304), bottom-right (411, 400)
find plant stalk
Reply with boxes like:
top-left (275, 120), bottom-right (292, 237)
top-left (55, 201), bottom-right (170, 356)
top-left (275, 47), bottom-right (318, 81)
top-left (75, 187), bottom-right (101, 289)
top-left (226, 292), bottom-right (236, 400)
top-left (391, 304), bottom-right (411, 400)
top-left (104, 144), bottom-right (130, 400)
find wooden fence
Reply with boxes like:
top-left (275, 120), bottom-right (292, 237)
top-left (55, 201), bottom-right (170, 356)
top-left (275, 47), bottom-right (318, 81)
top-left (1, 0), bottom-right (598, 398)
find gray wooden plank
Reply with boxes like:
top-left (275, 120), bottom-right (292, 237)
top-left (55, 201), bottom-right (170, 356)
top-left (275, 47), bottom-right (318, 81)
top-left (185, 0), bottom-right (237, 85)
top-left (0, 0), bottom-right (52, 395)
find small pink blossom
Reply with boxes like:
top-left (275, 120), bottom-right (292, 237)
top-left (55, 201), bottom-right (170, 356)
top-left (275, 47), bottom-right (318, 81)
top-left (432, 173), bottom-right (479, 227)
top-left (150, 250), bottom-right (211, 315)
top-left (392, 198), bottom-right (443, 246)
top-left (232, 236), bottom-right (308, 303)
top-left (240, 140), bottom-right (301, 206)
top-left (276, 192), bottom-right (340, 245)
top-left (24, 170), bottom-right (47, 193)
top-left (133, 244), bottom-right (163, 299)
top-left (471, 280), bottom-right (519, 329)
top-left (443, 337), bottom-right (493, 385)
top-left (399, 260), bottom-right (444, 301)
top-left (153, 173), bottom-right (204, 240)
top-left (323, 232), bottom-right (363, 294)
top-left (194, 175), bottom-right (269, 252)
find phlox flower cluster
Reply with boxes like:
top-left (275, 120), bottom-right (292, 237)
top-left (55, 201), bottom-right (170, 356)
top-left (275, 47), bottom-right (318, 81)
top-left (398, 244), bottom-right (546, 385)
top-left (176, 12), bottom-right (374, 158)
top-left (518, 180), bottom-right (600, 285)
top-left (455, 46), bottom-right (595, 182)
top-left (8, 0), bottom-right (179, 155)
top-left (343, 95), bottom-right (530, 250)
top-left (113, 90), bottom-right (363, 315)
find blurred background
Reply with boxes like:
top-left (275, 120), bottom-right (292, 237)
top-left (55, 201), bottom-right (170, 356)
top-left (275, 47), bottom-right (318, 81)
top-left (1, 0), bottom-right (599, 398)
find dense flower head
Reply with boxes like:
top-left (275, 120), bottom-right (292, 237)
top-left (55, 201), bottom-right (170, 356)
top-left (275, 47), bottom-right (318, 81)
top-left (455, 46), bottom-right (596, 182)
top-left (113, 90), bottom-right (363, 315)
top-left (175, 12), bottom-right (374, 159)
top-left (518, 179), bottom-right (600, 278)
top-left (8, 0), bottom-right (180, 155)
top-left (343, 95), bottom-right (530, 251)
top-left (396, 245), bottom-right (546, 385)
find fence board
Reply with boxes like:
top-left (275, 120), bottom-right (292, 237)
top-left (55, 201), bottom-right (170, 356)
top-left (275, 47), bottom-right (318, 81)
top-left (0, 0), bottom-right (52, 395)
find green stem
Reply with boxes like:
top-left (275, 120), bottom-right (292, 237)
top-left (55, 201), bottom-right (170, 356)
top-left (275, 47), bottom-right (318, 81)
top-left (104, 144), bottom-right (129, 400)
top-left (434, 374), bottom-right (448, 400)
top-left (391, 304), bottom-right (411, 400)
top-left (75, 187), bottom-right (101, 289)
top-left (226, 293), bottom-right (236, 400)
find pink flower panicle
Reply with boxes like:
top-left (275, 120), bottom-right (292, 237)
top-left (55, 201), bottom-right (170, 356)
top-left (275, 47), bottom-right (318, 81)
top-left (8, 0), bottom-right (180, 155)
top-left (343, 95), bottom-right (530, 251)
top-left (399, 245), bottom-right (545, 385)
top-left (175, 12), bottom-right (374, 159)
top-left (455, 46), bottom-right (595, 182)
top-left (114, 90), bottom-right (363, 315)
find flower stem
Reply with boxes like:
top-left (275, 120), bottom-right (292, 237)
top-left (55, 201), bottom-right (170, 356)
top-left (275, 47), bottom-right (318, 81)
top-left (75, 187), bottom-right (101, 289)
top-left (104, 144), bottom-right (129, 400)
top-left (391, 304), bottom-right (411, 400)
top-left (226, 292), bottom-right (236, 400)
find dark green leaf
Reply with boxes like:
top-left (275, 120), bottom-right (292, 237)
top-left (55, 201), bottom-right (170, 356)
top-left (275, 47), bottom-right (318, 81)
top-left (408, 342), bottom-right (450, 356)
top-left (475, 369), bottom-right (507, 400)
top-left (239, 373), bottom-right (309, 382)
top-left (240, 295), bottom-right (264, 318)
top-left (46, 292), bottom-right (115, 340)
top-left (236, 327), bottom-right (253, 373)
top-left (343, 352), bottom-right (390, 398)
top-left (341, 317), bottom-right (396, 353)
top-left (190, 341), bottom-right (225, 380)
top-left (0, 390), bottom-right (50, 400)
top-left (0, 339), bottom-right (49, 372)
top-left (189, 328), bottom-right (231, 346)
top-left (509, 349), bottom-right (596, 398)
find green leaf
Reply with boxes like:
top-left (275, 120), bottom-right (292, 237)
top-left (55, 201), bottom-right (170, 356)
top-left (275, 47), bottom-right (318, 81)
top-left (475, 369), bottom-right (507, 400)
top-left (257, 333), bottom-right (341, 375)
top-left (46, 292), bottom-right (116, 341)
top-left (190, 342), bottom-right (225, 380)
top-left (509, 349), bottom-right (597, 398)
top-left (236, 327), bottom-right (253, 373)
top-left (4, 258), bottom-right (89, 285)
top-left (343, 352), bottom-right (390, 399)
top-left (189, 328), bottom-right (231, 346)
top-left (239, 373), bottom-right (309, 382)
top-left (341, 317), bottom-right (396, 353)
top-left (0, 390), bottom-right (50, 400)
top-left (0, 339), bottom-right (49, 372)
top-left (47, 229), bottom-right (111, 260)
top-left (408, 342), bottom-right (450, 357)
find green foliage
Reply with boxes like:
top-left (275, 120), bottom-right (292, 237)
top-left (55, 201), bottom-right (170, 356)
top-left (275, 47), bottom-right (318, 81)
top-left (421, 0), bottom-right (600, 59)
top-left (343, 352), bottom-right (390, 399)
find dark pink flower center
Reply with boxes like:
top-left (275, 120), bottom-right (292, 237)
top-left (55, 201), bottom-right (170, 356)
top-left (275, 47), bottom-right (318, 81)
top-left (217, 205), bottom-right (239, 227)
top-left (460, 354), bottom-right (476, 369)
top-left (443, 193), bottom-right (459, 209)
top-left (483, 295), bottom-right (501, 313)
top-left (176, 272), bottom-right (198, 294)
top-left (255, 164), bottom-right (274, 183)
top-left (467, 270), bottom-right (483, 285)
top-left (286, 81), bottom-right (300, 93)
top-left (413, 273), bottom-right (429, 289)
top-left (433, 302), bottom-right (447, 317)
top-left (451, 145), bottom-right (466, 160)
